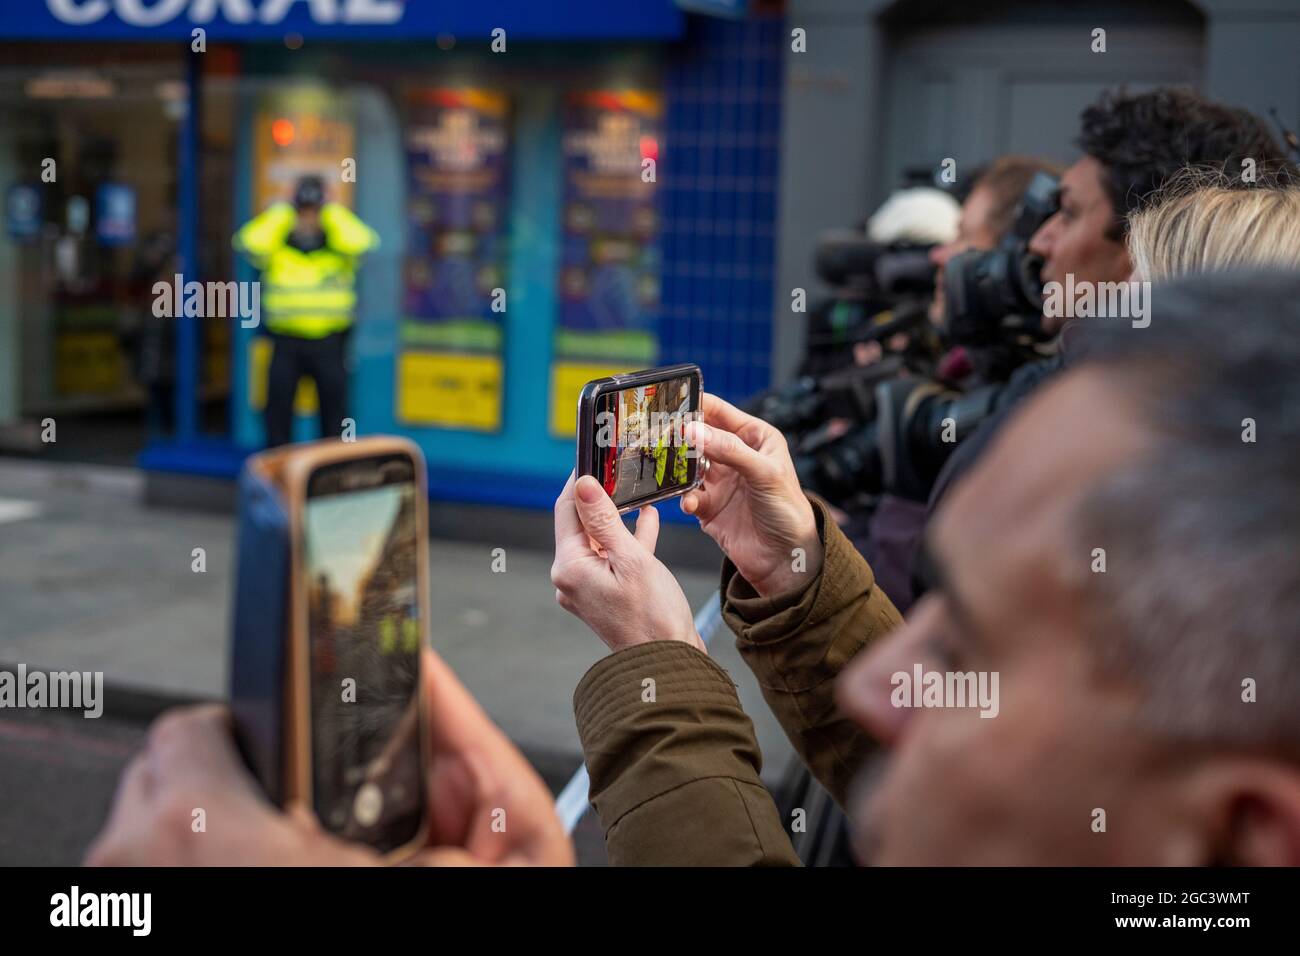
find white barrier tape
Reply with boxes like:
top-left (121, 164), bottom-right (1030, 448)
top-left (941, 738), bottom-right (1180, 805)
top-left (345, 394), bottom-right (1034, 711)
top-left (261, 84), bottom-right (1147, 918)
top-left (555, 590), bottom-right (725, 835)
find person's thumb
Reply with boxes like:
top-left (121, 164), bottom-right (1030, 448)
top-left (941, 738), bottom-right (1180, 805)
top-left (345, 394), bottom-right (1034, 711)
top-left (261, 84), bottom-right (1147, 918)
top-left (574, 475), bottom-right (633, 559)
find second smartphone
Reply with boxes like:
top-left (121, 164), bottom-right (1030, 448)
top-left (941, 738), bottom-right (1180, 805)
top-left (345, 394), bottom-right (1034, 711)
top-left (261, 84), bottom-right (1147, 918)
top-left (242, 436), bottom-right (430, 860)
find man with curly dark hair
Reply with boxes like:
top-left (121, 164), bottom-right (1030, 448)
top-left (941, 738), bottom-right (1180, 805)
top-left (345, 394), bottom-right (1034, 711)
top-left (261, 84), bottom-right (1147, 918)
top-left (1029, 86), bottom-right (1289, 336)
top-left (920, 86), bottom-right (1291, 516)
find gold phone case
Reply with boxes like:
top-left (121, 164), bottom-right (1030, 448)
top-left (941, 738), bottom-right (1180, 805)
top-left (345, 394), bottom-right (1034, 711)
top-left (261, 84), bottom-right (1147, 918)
top-left (244, 435), bottom-right (431, 863)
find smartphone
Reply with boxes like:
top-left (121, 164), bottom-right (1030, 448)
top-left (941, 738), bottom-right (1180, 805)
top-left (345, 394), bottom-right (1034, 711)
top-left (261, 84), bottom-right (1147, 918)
top-left (271, 437), bottom-right (429, 859)
top-left (576, 363), bottom-right (706, 513)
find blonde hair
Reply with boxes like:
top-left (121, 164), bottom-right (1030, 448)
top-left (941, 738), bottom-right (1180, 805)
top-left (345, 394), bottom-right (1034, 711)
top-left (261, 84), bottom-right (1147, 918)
top-left (1128, 165), bottom-right (1300, 281)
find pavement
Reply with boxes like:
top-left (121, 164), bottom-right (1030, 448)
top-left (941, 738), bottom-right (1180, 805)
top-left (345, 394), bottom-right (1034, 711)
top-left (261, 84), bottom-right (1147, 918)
top-left (612, 445), bottom-right (661, 503)
top-left (0, 458), bottom-right (797, 865)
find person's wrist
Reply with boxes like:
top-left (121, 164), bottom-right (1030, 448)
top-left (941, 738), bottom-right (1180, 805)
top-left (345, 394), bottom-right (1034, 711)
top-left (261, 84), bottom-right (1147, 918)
top-left (750, 550), bottom-right (822, 597)
top-left (748, 505), bottom-right (823, 597)
top-left (606, 625), bottom-right (704, 654)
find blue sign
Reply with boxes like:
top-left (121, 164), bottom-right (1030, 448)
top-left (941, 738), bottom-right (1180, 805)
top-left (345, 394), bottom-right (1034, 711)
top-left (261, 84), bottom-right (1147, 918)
top-left (2, 1), bottom-right (683, 40)
top-left (6, 184), bottom-right (43, 241)
top-left (96, 182), bottom-right (136, 245)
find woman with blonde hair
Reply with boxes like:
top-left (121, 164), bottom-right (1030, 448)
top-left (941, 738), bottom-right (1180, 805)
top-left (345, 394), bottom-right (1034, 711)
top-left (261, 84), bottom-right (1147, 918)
top-left (1127, 165), bottom-right (1300, 280)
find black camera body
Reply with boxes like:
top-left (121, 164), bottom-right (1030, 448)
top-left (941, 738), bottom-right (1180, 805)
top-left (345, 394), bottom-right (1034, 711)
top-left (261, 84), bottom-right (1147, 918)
top-left (793, 227), bottom-right (942, 384)
top-left (767, 175), bottom-right (1061, 515)
top-left (943, 171), bottom-right (1060, 347)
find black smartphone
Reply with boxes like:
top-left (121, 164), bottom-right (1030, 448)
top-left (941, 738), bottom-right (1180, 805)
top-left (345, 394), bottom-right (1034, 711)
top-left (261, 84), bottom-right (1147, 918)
top-left (576, 363), bottom-right (706, 513)
top-left (286, 438), bottom-right (429, 858)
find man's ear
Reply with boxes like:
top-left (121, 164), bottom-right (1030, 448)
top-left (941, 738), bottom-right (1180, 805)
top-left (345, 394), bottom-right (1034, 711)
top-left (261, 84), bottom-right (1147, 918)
top-left (1191, 761), bottom-right (1300, 866)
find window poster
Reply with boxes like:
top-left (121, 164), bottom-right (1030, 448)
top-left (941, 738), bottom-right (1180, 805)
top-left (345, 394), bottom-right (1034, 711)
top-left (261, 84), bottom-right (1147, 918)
top-left (396, 88), bottom-right (511, 432)
top-left (549, 90), bottom-right (663, 437)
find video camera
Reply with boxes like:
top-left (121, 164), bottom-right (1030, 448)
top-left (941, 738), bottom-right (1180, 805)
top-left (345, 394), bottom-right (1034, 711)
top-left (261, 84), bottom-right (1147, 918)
top-left (799, 229), bottom-right (942, 379)
top-left (813, 232), bottom-right (937, 302)
top-left (753, 355), bottom-right (903, 437)
top-left (758, 222), bottom-right (942, 431)
top-left (793, 377), bottom-right (1003, 506)
top-left (769, 174), bottom-right (1062, 514)
top-left (942, 171), bottom-right (1059, 347)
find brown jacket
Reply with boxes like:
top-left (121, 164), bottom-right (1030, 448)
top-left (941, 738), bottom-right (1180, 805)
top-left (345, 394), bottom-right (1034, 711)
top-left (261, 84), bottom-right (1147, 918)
top-left (573, 497), bottom-right (903, 865)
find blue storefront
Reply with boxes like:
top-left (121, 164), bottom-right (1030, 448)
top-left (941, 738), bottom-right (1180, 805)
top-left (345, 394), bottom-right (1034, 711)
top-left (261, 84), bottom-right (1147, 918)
top-left (0, 1), bottom-right (782, 517)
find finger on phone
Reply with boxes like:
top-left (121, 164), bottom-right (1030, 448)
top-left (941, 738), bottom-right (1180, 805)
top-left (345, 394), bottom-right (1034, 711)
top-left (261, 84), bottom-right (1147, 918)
top-left (633, 505), bottom-right (660, 554)
top-left (553, 472), bottom-right (588, 552)
top-left (680, 480), bottom-right (731, 524)
top-left (701, 392), bottom-right (767, 441)
top-left (423, 647), bottom-right (499, 756)
top-left (686, 419), bottom-right (770, 486)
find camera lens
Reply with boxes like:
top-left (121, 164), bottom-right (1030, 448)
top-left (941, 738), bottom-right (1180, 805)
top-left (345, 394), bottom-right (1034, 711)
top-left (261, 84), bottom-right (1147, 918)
top-left (943, 243), bottom-right (1045, 346)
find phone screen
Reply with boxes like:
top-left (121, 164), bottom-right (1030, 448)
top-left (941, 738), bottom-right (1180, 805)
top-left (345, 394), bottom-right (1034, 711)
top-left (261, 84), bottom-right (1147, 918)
top-left (592, 370), bottom-right (699, 509)
top-left (304, 453), bottom-right (424, 852)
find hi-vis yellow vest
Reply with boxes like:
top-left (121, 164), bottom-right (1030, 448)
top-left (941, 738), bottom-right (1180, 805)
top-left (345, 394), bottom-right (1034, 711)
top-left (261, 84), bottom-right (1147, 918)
top-left (653, 436), bottom-right (689, 487)
top-left (232, 202), bottom-right (379, 338)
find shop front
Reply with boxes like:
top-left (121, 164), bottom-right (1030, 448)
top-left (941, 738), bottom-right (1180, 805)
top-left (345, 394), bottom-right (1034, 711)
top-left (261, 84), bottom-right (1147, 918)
top-left (0, 1), bottom-right (782, 511)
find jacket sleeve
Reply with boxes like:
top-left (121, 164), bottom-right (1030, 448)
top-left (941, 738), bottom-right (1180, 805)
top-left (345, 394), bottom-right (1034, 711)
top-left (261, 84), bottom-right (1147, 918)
top-left (721, 496), bottom-right (903, 807)
top-left (574, 641), bottom-right (800, 866)
top-left (232, 202), bottom-right (295, 266)
top-left (320, 203), bottom-right (380, 257)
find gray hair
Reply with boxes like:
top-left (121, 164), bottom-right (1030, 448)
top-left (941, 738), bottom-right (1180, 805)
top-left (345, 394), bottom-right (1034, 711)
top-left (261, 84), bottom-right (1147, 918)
top-left (1071, 270), bottom-right (1300, 761)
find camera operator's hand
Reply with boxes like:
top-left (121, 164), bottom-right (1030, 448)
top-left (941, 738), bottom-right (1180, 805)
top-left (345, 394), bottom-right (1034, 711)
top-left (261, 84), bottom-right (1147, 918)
top-left (552, 472), bottom-right (704, 654)
top-left (683, 393), bottom-right (823, 597)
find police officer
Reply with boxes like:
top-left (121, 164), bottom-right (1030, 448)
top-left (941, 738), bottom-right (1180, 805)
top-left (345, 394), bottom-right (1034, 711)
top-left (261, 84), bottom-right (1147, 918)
top-left (233, 175), bottom-right (379, 447)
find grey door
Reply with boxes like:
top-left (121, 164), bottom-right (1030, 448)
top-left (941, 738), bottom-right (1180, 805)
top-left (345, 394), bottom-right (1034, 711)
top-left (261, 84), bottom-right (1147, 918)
top-left (878, 2), bottom-right (1205, 199)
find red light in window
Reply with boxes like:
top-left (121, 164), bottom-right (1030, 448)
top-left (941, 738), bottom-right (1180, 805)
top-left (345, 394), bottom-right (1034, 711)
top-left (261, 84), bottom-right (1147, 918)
top-left (271, 118), bottom-right (295, 147)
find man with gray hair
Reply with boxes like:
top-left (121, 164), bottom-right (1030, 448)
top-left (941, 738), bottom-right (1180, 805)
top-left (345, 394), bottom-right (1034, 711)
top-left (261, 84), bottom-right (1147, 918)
top-left (838, 270), bottom-right (1300, 864)
top-left (553, 269), bottom-right (1300, 864)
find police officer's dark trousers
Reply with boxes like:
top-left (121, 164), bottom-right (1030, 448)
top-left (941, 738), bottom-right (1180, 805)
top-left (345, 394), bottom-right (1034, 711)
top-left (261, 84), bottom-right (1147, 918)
top-left (264, 330), bottom-right (349, 447)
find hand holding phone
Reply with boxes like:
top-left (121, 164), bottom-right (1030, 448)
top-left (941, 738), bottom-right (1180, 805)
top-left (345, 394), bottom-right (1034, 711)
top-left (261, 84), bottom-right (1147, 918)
top-left (552, 471), bottom-right (703, 654)
top-left (94, 435), bottom-right (577, 867)
top-left (88, 647), bottom-right (574, 867)
top-left (679, 393), bottom-right (824, 597)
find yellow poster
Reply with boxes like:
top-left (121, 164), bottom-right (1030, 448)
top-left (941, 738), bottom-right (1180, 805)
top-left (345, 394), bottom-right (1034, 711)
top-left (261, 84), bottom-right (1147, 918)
top-left (549, 360), bottom-right (634, 436)
top-left (398, 351), bottom-right (502, 432)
